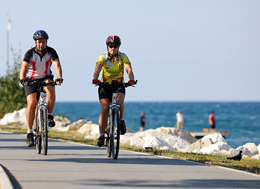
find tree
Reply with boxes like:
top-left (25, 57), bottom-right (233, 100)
top-left (0, 48), bottom-right (26, 118)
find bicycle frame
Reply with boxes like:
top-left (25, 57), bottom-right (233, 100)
top-left (35, 92), bottom-right (49, 133)
top-left (109, 93), bottom-right (120, 132)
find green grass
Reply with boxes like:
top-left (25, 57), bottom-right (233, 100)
top-left (1, 125), bottom-right (260, 175)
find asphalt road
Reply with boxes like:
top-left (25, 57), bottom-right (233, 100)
top-left (0, 131), bottom-right (260, 189)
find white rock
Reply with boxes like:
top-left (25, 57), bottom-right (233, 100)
top-left (236, 146), bottom-right (255, 157)
top-left (120, 133), bottom-right (135, 144)
top-left (54, 116), bottom-right (71, 126)
top-left (18, 108), bottom-right (27, 125)
top-left (257, 143), bottom-right (260, 154)
top-left (200, 142), bottom-right (231, 155)
top-left (65, 119), bottom-right (88, 130)
top-left (143, 135), bottom-right (170, 150)
top-left (184, 138), bottom-right (213, 152)
top-left (201, 133), bottom-right (226, 144)
top-left (159, 146), bottom-right (171, 151)
top-left (243, 143), bottom-right (258, 155)
top-left (77, 123), bottom-right (100, 139)
top-left (225, 148), bottom-right (238, 156)
top-left (192, 149), bottom-right (202, 154)
top-left (165, 135), bottom-right (191, 150)
top-left (173, 140), bottom-right (190, 151)
top-left (154, 127), bottom-right (196, 143)
top-left (130, 135), bottom-right (145, 148)
top-left (251, 154), bottom-right (260, 159)
top-left (0, 108), bottom-right (27, 125)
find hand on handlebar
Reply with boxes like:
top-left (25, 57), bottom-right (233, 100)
top-left (92, 79), bottom-right (101, 85)
top-left (128, 80), bottom-right (135, 86)
top-left (20, 79), bottom-right (29, 86)
top-left (55, 78), bottom-right (63, 86)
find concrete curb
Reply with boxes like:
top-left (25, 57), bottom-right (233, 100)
top-left (0, 164), bottom-right (13, 189)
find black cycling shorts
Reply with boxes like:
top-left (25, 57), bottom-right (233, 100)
top-left (98, 85), bottom-right (125, 101)
top-left (24, 75), bottom-right (54, 97)
top-left (210, 123), bottom-right (216, 129)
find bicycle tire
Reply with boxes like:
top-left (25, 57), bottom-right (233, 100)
top-left (106, 120), bottom-right (111, 157)
top-left (34, 108), bottom-right (42, 154)
top-left (111, 109), bottom-right (120, 159)
top-left (41, 107), bottom-right (48, 155)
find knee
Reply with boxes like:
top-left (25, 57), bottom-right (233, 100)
top-left (101, 106), bottom-right (109, 114)
top-left (27, 99), bottom-right (37, 109)
top-left (45, 86), bottom-right (55, 95)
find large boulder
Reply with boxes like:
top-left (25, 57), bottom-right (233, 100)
top-left (251, 154), bottom-right (260, 159)
top-left (201, 133), bottom-right (226, 144)
top-left (122, 127), bottom-right (193, 151)
top-left (65, 119), bottom-right (88, 130)
top-left (200, 142), bottom-right (231, 155)
top-left (236, 146), bottom-right (255, 157)
top-left (184, 138), bottom-right (213, 152)
top-left (150, 127), bottom-right (196, 144)
top-left (0, 108), bottom-right (26, 125)
top-left (54, 116), bottom-right (71, 127)
top-left (142, 135), bottom-right (170, 150)
top-left (77, 123), bottom-right (99, 139)
top-left (243, 143), bottom-right (258, 155)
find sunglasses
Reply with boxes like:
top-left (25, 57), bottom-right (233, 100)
top-left (108, 44), bottom-right (119, 48)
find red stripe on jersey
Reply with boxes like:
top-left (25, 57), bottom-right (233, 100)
top-left (30, 61), bottom-right (36, 79)
top-left (45, 59), bottom-right (51, 76)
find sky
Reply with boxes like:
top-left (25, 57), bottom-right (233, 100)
top-left (0, 0), bottom-right (259, 102)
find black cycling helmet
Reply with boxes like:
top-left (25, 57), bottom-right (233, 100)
top-left (106, 35), bottom-right (121, 46)
top-left (33, 30), bottom-right (49, 40)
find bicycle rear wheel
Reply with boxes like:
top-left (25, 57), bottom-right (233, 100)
top-left (41, 108), bottom-right (48, 155)
top-left (110, 109), bottom-right (120, 159)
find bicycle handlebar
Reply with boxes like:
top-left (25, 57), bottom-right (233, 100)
top-left (23, 79), bottom-right (57, 87)
top-left (93, 80), bottom-right (138, 88)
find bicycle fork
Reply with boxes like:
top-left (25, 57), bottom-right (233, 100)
top-left (109, 93), bottom-right (120, 137)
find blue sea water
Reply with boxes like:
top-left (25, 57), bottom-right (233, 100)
top-left (54, 102), bottom-right (260, 149)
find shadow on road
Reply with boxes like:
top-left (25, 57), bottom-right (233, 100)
top-left (71, 178), bottom-right (260, 188)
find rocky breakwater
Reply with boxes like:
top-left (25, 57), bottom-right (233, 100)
top-left (1, 109), bottom-right (260, 159)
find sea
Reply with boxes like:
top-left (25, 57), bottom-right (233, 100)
top-left (54, 102), bottom-right (260, 149)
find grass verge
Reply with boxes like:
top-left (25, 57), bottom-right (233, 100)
top-left (1, 125), bottom-right (260, 175)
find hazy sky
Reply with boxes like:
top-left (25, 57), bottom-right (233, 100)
top-left (0, 0), bottom-right (259, 102)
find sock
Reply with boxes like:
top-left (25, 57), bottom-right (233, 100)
top-left (48, 113), bottom-right (53, 116)
top-left (120, 118), bottom-right (124, 122)
top-left (100, 133), bottom-right (105, 137)
top-left (27, 129), bottom-right (33, 133)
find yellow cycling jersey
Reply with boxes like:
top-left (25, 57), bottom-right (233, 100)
top-left (96, 51), bottom-right (130, 83)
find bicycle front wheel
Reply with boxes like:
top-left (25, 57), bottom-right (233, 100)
top-left (41, 108), bottom-right (48, 155)
top-left (110, 109), bottom-right (120, 159)
top-left (106, 124), bottom-right (111, 157)
top-left (34, 111), bottom-right (42, 154)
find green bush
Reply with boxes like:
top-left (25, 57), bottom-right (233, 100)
top-left (0, 48), bottom-right (26, 118)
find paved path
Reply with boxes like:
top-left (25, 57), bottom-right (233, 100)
top-left (0, 131), bottom-right (260, 189)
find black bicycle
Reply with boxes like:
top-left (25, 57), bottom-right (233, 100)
top-left (96, 80), bottom-right (137, 159)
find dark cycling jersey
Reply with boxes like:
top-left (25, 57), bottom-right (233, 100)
top-left (23, 46), bottom-right (59, 79)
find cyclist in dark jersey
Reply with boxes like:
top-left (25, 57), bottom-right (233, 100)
top-left (20, 30), bottom-right (63, 147)
top-left (93, 35), bottom-right (135, 146)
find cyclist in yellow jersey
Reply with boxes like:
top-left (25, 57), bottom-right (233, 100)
top-left (93, 35), bottom-right (135, 146)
